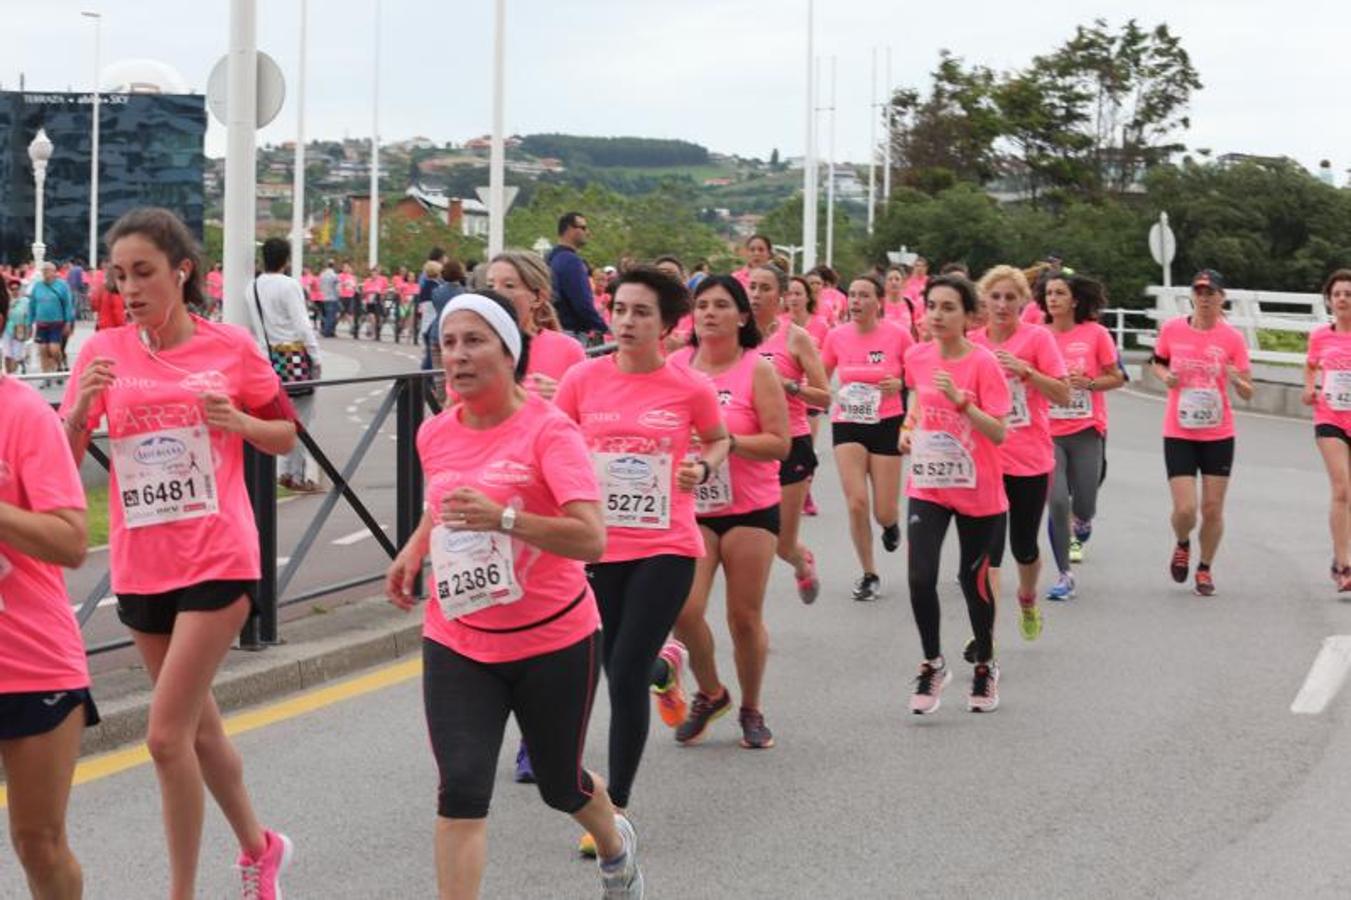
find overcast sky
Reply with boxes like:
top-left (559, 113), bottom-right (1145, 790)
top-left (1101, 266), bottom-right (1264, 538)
top-left (9, 0), bottom-right (1350, 177)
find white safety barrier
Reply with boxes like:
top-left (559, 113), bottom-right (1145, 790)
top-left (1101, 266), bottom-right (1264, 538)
top-left (1140, 286), bottom-right (1327, 364)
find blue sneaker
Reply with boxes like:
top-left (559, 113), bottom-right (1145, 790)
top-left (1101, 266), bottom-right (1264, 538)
top-left (1045, 572), bottom-right (1075, 601)
top-left (1072, 517), bottom-right (1093, 544)
top-left (514, 741), bottom-right (535, 784)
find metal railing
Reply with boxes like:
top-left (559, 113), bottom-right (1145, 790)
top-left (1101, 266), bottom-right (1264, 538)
top-left (1142, 286), bottom-right (1326, 364)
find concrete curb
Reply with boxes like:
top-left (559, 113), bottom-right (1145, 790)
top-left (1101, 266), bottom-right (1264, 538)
top-left (79, 598), bottom-right (424, 758)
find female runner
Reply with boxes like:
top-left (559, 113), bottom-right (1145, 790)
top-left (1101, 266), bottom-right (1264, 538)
top-left (387, 292), bottom-right (642, 899)
top-left (901, 275), bottom-right (1011, 714)
top-left (61, 208), bottom-right (296, 899)
top-left (555, 267), bottom-right (729, 851)
top-left (1305, 269), bottom-right (1351, 591)
top-left (971, 266), bottom-right (1068, 639)
top-left (747, 266), bottom-right (831, 602)
top-left (668, 275), bottom-right (789, 747)
top-left (1149, 269), bottom-right (1253, 596)
top-left (1, 291), bottom-right (94, 900)
top-left (1042, 273), bottom-right (1125, 599)
top-left (820, 274), bottom-right (913, 601)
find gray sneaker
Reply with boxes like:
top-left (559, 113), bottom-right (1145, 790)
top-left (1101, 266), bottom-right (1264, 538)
top-left (599, 814), bottom-right (643, 898)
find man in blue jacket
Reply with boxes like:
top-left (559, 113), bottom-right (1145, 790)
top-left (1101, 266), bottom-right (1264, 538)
top-left (29, 262), bottom-right (74, 374)
top-left (547, 212), bottom-right (608, 344)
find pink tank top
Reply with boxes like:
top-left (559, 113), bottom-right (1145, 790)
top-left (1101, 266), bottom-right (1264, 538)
top-left (758, 320), bottom-right (810, 438)
top-left (672, 348), bottom-right (782, 517)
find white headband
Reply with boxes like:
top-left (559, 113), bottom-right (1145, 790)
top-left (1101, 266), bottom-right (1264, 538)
top-left (439, 293), bottom-right (522, 362)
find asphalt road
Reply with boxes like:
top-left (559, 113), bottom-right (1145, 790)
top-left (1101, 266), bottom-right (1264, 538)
top-left (5, 385), bottom-right (1350, 898)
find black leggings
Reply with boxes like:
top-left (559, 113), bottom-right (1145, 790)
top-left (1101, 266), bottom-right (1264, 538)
top-left (588, 554), bottom-right (696, 809)
top-left (422, 634), bottom-right (600, 819)
top-left (906, 498), bottom-right (1006, 664)
top-left (988, 473), bottom-right (1049, 568)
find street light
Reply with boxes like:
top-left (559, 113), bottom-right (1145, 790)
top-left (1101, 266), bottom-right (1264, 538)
top-left (28, 128), bottom-right (54, 266)
top-left (368, 0), bottom-right (381, 270)
top-left (773, 242), bottom-right (804, 276)
top-left (81, 10), bottom-right (102, 270)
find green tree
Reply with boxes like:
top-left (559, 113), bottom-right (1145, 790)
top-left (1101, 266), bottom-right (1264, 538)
top-left (757, 194), bottom-right (866, 276)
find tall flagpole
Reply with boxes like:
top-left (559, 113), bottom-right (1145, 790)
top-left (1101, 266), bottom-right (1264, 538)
top-left (800, 0), bottom-right (817, 272)
top-left (883, 46), bottom-right (892, 203)
top-left (867, 47), bottom-right (877, 236)
top-left (825, 56), bottom-right (836, 267)
top-left (367, 0), bottom-right (381, 270)
top-left (488, 0), bottom-right (506, 256)
top-left (290, 0), bottom-right (307, 275)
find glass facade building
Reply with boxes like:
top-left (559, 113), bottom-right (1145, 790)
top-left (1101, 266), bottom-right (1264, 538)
top-left (0, 90), bottom-right (206, 263)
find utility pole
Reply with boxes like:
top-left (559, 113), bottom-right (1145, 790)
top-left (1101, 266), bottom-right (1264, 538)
top-left (800, 0), bottom-right (818, 271)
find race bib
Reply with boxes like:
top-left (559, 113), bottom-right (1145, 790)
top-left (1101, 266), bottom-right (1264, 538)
top-left (1324, 370), bottom-right (1351, 411)
top-left (909, 429), bottom-right (977, 489)
top-left (1007, 378), bottom-right (1030, 428)
top-left (838, 382), bottom-right (882, 424)
top-left (1178, 387), bottom-right (1223, 430)
top-left (111, 426), bottom-right (219, 529)
top-left (429, 525), bottom-right (522, 620)
top-left (688, 452), bottom-right (733, 515)
top-left (593, 451), bottom-right (672, 529)
top-left (1049, 388), bottom-right (1093, 420)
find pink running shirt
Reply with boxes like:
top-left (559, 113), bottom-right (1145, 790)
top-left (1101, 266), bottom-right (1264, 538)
top-left (1308, 324), bottom-right (1351, 431)
top-left (554, 354), bottom-right (723, 562)
top-left (60, 319), bottom-right (286, 594)
top-left (821, 319), bottom-right (914, 424)
top-left (1154, 317), bottom-right (1251, 441)
top-left (206, 270), bottom-right (224, 301)
top-left (759, 319), bottom-right (815, 438)
top-left (0, 377), bottom-right (90, 693)
top-left (362, 275), bottom-right (388, 299)
top-left (527, 328), bottom-right (586, 396)
top-left (819, 287), bottom-right (848, 324)
top-left (338, 273), bottom-right (357, 298)
top-left (884, 299), bottom-right (917, 336)
top-left (1022, 302), bottom-right (1046, 326)
top-left (971, 324), bottom-right (1066, 476)
top-left (789, 313), bottom-right (830, 349)
top-left (1048, 321), bottom-right (1118, 437)
top-left (419, 395), bottom-right (601, 664)
top-left (904, 342), bottom-right (1012, 517)
top-left (670, 348), bottom-right (782, 517)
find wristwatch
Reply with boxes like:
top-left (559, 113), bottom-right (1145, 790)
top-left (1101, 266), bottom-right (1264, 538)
top-left (786, 380), bottom-right (802, 396)
top-left (499, 506), bottom-right (518, 533)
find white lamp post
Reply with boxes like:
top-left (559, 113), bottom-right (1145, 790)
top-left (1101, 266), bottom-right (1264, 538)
top-left (487, 0), bottom-right (506, 257)
top-left (81, 10), bottom-right (102, 269)
top-left (28, 128), bottom-right (54, 267)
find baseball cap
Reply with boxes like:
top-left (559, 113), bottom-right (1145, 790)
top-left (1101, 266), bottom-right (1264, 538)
top-left (1192, 269), bottom-right (1226, 291)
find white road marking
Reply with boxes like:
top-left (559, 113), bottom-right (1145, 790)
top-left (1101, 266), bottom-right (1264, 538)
top-left (1291, 635), bottom-right (1351, 714)
top-left (367, 388), bottom-right (384, 397)
top-left (346, 405), bottom-right (358, 414)
top-left (332, 526), bottom-right (388, 546)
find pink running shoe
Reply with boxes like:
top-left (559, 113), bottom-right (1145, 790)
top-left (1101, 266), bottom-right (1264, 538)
top-left (237, 829), bottom-right (293, 900)
top-left (803, 491), bottom-right (819, 516)
top-left (796, 549), bottom-right (820, 605)
top-left (652, 640), bottom-right (689, 728)
top-left (909, 660), bottom-right (952, 715)
top-left (967, 662), bottom-right (1001, 713)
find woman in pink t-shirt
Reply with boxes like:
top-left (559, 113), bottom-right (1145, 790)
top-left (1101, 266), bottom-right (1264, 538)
top-left (821, 274), bottom-right (914, 602)
top-left (731, 233), bottom-right (773, 288)
top-left (554, 267), bottom-right (729, 849)
top-left (60, 208), bottom-right (297, 897)
top-left (486, 251), bottom-right (586, 401)
top-left (900, 275), bottom-right (1012, 715)
top-left (1304, 269), bottom-right (1351, 591)
top-left (338, 262), bottom-right (358, 333)
top-left (884, 265), bottom-right (919, 338)
top-left (385, 293), bottom-right (642, 897)
top-left (667, 275), bottom-right (789, 749)
top-left (361, 265), bottom-right (388, 341)
top-left (0, 311), bottom-right (95, 897)
top-left (205, 263), bottom-right (223, 319)
top-left (1041, 273), bottom-right (1126, 601)
top-left (1150, 269), bottom-right (1253, 596)
top-left (970, 265), bottom-right (1069, 636)
top-left (749, 266), bottom-right (831, 604)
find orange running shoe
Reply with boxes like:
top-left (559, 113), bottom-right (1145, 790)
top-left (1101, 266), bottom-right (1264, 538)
top-left (651, 640), bottom-right (689, 728)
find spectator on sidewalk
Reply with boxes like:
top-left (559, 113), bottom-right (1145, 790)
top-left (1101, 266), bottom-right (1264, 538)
top-left (318, 258), bottom-right (340, 337)
top-left (548, 212), bottom-right (608, 345)
top-left (250, 237), bottom-right (323, 493)
top-left (29, 262), bottom-right (75, 375)
top-left (90, 262), bottom-right (126, 331)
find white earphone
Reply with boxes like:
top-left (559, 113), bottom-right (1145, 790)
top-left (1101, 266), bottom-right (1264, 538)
top-left (178, 271), bottom-right (187, 285)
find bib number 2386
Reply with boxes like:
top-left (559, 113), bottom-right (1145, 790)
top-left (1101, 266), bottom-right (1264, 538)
top-left (429, 526), bottom-right (522, 620)
top-left (111, 426), bottom-right (219, 529)
top-left (594, 452), bottom-right (672, 529)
